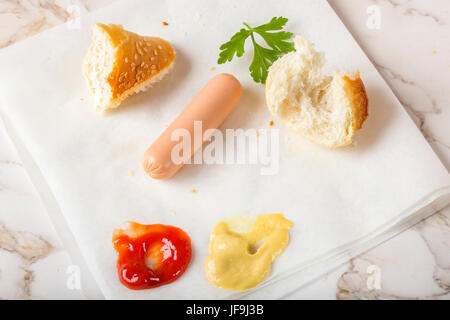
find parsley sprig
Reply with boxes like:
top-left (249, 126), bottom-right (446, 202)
top-left (218, 17), bottom-right (295, 84)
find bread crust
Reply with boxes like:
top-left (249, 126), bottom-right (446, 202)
top-left (310, 73), bottom-right (369, 149)
top-left (342, 72), bottom-right (369, 134)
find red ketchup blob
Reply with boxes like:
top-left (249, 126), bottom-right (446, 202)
top-left (112, 221), bottom-right (192, 290)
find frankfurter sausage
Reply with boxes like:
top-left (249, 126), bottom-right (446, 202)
top-left (142, 73), bottom-right (242, 179)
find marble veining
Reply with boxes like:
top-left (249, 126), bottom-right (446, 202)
top-left (336, 209), bottom-right (450, 300)
top-left (0, 0), bottom-right (449, 299)
top-left (373, 0), bottom-right (444, 25)
top-left (0, 0), bottom-right (69, 49)
top-left (416, 211), bottom-right (450, 293)
top-left (374, 63), bottom-right (447, 148)
top-left (0, 223), bottom-right (52, 298)
top-left (0, 223), bottom-right (52, 261)
top-left (0, 0), bottom-right (114, 48)
top-left (0, 160), bottom-right (22, 166)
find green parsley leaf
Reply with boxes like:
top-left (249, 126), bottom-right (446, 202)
top-left (253, 16), bottom-right (289, 32)
top-left (217, 16), bottom-right (295, 84)
top-left (218, 28), bottom-right (251, 64)
top-left (249, 38), bottom-right (283, 84)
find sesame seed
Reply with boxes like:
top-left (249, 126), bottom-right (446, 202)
top-left (134, 53), bottom-right (138, 60)
top-left (158, 45), bottom-right (162, 50)
top-left (124, 57), bottom-right (128, 63)
top-left (151, 64), bottom-right (156, 69)
top-left (151, 57), bottom-right (155, 61)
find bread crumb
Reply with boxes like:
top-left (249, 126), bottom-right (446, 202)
top-left (182, 31), bottom-right (187, 37)
top-left (127, 170), bottom-right (134, 176)
top-left (190, 189), bottom-right (197, 194)
top-left (232, 3), bottom-right (237, 8)
top-left (432, 50), bottom-right (436, 54)
top-left (286, 147), bottom-right (292, 153)
top-left (170, 209), bottom-right (176, 215)
top-left (269, 120), bottom-right (274, 126)
top-left (210, 66), bottom-right (216, 72)
top-left (80, 97), bottom-right (84, 101)
top-left (195, 13), bottom-right (201, 21)
top-left (162, 21), bottom-right (169, 26)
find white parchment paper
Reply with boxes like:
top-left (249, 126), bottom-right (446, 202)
top-left (0, 0), bottom-right (449, 299)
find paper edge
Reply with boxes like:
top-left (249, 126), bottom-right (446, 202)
top-left (0, 111), bottom-right (104, 300)
top-left (229, 187), bottom-right (450, 299)
top-left (0, 0), bottom-right (448, 300)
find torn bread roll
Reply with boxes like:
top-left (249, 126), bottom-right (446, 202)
top-left (142, 74), bottom-right (242, 180)
top-left (265, 35), bottom-right (368, 148)
top-left (82, 23), bottom-right (175, 111)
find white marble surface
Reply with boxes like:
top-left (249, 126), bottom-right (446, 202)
top-left (0, 0), bottom-right (448, 299)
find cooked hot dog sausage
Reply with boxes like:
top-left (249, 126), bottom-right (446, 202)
top-left (142, 74), bottom-right (242, 179)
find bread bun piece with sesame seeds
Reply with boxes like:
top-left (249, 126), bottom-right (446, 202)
top-left (265, 35), bottom-right (368, 148)
top-left (82, 23), bottom-right (175, 111)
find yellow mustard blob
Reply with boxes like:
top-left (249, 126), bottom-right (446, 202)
top-left (205, 214), bottom-right (293, 290)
